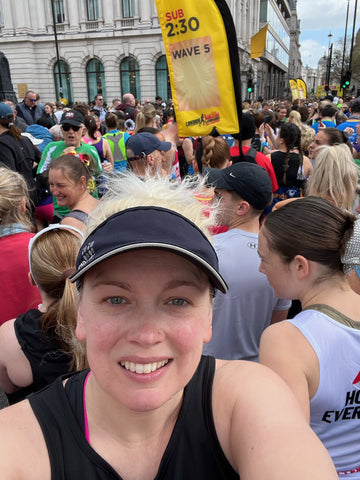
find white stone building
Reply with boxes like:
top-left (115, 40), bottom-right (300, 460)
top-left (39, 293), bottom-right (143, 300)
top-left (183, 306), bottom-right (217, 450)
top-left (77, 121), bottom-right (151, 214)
top-left (0, 0), bottom-right (298, 104)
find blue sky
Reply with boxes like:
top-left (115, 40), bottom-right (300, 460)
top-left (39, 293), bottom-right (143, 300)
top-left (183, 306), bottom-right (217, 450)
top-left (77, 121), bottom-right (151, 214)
top-left (297, 0), bottom-right (360, 68)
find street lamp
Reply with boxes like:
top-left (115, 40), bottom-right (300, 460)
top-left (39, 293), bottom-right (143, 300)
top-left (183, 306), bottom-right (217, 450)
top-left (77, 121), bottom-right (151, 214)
top-left (51, 0), bottom-right (63, 100)
top-left (326, 32), bottom-right (333, 88)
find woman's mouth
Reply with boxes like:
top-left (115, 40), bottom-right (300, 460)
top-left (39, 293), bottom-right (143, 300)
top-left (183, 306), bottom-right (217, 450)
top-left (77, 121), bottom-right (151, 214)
top-left (120, 359), bottom-right (169, 374)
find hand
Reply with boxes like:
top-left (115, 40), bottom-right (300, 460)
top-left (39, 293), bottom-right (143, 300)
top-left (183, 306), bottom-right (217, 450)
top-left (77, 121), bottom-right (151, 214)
top-left (62, 146), bottom-right (78, 155)
top-left (259, 123), bottom-right (265, 137)
top-left (344, 127), bottom-right (355, 136)
top-left (102, 161), bottom-right (113, 173)
top-left (265, 123), bottom-right (272, 136)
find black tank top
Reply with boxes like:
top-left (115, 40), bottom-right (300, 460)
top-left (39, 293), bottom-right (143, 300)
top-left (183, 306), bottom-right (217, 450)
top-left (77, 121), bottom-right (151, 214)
top-left (29, 356), bottom-right (239, 480)
top-left (270, 151), bottom-right (305, 188)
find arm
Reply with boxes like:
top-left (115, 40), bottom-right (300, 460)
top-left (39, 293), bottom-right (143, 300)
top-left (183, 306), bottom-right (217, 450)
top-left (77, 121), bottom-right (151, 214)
top-left (103, 138), bottom-right (114, 166)
top-left (182, 137), bottom-right (195, 165)
top-left (303, 155), bottom-right (313, 178)
top-left (213, 360), bottom-right (337, 480)
top-left (265, 124), bottom-right (278, 150)
top-left (259, 321), bottom-right (316, 420)
top-left (0, 320), bottom-right (33, 393)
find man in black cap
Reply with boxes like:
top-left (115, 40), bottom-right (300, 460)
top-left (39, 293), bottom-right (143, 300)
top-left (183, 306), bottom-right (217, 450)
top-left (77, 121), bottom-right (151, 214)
top-left (126, 131), bottom-right (172, 177)
top-left (203, 162), bottom-right (290, 362)
top-left (36, 110), bottom-right (103, 219)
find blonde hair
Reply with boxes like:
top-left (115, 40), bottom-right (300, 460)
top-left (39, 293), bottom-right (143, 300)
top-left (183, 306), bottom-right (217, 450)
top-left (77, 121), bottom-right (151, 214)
top-left (306, 144), bottom-right (359, 210)
top-left (301, 125), bottom-right (315, 152)
top-left (200, 136), bottom-right (231, 169)
top-left (0, 167), bottom-right (33, 233)
top-left (288, 110), bottom-right (302, 128)
top-left (135, 104), bottom-right (156, 132)
top-left (85, 172), bottom-right (217, 242)
top-left (30, 229), bottom-right (87, 370)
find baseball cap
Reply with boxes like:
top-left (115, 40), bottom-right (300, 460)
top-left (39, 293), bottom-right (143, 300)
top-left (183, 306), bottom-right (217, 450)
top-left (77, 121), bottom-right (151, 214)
top-left (60, 109), bottom-right (84, 127)
top-left (205, 162), bottom-right (273, 211)
top-left (126, 132), bottom-right (171, 157)
top-left (0, 102), bottom-right (14, 120)
top-left (70, 206), bottom-right (228, 293)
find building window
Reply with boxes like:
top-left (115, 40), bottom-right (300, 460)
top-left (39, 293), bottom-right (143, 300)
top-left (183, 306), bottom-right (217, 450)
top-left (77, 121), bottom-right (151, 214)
top-left (156, 56), bottom-right (171, 102)
top-left (87, 0), bottom-right (99, 21)
top-left (54, 60), bottom-right (73, 104)
top-left (86, 59), bottom-right (106, 103)
top-left (120, 57), bottom-right (140, 99)
top-left (122, 0), bottom-right (135, 18)
top-left (53, 0), bottom-right (65, 23)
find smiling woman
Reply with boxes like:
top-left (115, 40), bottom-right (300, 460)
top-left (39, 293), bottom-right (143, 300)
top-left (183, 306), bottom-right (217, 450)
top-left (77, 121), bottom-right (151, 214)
top-left (0, 173), bottom-right (338, 480)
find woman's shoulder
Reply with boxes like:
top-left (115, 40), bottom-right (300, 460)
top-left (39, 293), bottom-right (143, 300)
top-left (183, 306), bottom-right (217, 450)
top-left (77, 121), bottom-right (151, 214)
top-left (0, 400), bottom-right (51, 479)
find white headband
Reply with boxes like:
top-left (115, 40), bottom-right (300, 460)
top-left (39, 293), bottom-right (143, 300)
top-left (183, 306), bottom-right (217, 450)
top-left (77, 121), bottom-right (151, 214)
top-left (29, 224), bottom-right (84, 284)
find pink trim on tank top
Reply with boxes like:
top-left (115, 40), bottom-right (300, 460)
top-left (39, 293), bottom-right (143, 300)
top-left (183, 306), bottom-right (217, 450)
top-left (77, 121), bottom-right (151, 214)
top-left (83, 371), bottom-right (91, 443)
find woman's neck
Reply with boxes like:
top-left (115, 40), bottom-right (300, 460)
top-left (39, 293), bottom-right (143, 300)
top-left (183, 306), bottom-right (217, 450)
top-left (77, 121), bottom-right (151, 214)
top-left (86, 373), bottom-right (183, 444)
top-left (300, 275), bottom-right (360, 315)
top-left (69, 191), bottom-right (98, 213)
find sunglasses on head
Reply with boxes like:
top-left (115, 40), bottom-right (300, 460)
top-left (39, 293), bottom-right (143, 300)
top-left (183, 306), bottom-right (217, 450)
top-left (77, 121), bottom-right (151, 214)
top-left (62, 124), bottom-right (81, 132)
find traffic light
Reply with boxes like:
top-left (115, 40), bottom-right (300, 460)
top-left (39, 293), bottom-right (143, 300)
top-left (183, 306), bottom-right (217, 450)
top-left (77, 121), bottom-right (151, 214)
top-left (247, 79), bottom-right (254, 94)
top-left (342, 70), bottom-right (351, 90)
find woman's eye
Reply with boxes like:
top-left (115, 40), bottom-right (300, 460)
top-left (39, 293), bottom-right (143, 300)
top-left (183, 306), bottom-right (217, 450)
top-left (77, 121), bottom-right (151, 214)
top-left (168, 298), bottom-right (187, 307)
top-left (107, 297), bottom-right (126, 305)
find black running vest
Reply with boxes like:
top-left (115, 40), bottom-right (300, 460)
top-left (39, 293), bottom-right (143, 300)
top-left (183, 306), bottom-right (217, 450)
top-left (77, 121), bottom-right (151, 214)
top-left (29, 356), bottom-right (239, 480)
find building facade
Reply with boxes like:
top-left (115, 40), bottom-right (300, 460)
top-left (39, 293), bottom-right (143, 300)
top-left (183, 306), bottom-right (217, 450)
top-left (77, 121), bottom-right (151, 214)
top-left (287, 0), bottom-right (302, 81)
top-left (0, 0), bottom-right (297, 105)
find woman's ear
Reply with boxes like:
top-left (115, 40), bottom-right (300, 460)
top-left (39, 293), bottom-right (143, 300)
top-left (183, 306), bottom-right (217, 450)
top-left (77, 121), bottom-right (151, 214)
top-left (80, 176), bottom-right (87, 189)
top-left (292, 255), bottom-right (309, 280)
top-left (20, 196), bottom-right (27, 215)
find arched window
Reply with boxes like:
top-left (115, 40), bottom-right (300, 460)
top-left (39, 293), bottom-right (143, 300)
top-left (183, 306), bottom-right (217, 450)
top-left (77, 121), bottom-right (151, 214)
top-left (54, 60), bottom-right (73, 104)
top-left (120, 57), bottom-right (140, 99)
top-left (86, 59), bottom-right (106, 103)
top-left (87, 0), bottom-right (99, 21)
top-left (156, 56), bottom-right (171, 102)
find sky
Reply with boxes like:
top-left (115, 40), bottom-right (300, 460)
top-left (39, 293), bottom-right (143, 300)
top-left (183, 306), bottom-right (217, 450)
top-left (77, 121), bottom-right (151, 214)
top-left (297, 0), bottom-right (360, 68)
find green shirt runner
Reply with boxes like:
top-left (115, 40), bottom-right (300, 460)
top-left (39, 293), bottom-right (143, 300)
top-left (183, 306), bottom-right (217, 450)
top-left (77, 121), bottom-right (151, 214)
top-left (37, 141), bottom-right (102, 218)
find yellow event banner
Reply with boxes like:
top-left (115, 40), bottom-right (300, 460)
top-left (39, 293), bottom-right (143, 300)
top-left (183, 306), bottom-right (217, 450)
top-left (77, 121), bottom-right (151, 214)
top-left (289, 79), bottom-right (299, 101)
top-left (296, 78), bottom-right (307, 99)
top-left (155, 0), bottom-right (240, 137)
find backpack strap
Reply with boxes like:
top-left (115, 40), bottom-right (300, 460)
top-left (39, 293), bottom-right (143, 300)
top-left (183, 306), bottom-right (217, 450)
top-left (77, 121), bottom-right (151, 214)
top-left (244, 147), bottom-right (257, 163)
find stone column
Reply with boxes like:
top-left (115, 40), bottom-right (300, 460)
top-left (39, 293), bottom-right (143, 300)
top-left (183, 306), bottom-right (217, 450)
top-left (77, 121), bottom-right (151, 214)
top-left (14, 0), bottom-right (31, 32)
top-left (139, 0), bottom-right (151, 27)
top-left (102, 0), bottom-right (115, 29)
top-left (1, 0), bottom-right (15, 34)
top-left (68, 1), bottom-right (80, 31)
top-left (32, 0), bottom-right (46, 33)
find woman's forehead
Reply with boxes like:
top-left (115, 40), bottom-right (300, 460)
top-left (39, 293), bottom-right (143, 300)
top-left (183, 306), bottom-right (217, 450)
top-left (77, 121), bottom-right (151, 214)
top-left (83, 249), bottom-right (209, 284)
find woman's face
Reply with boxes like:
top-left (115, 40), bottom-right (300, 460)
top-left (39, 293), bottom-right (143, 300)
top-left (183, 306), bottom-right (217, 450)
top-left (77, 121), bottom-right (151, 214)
top-left (308, 130), bottom-right (329, 159)
top-left (45, 104), bottom-right (52, 115)
top-left (258, 228), bottom-right (295, 299)
top-left (49, 168), bottom-right (84, 210)
top-left (76, 249), bottom-right (213, 412)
